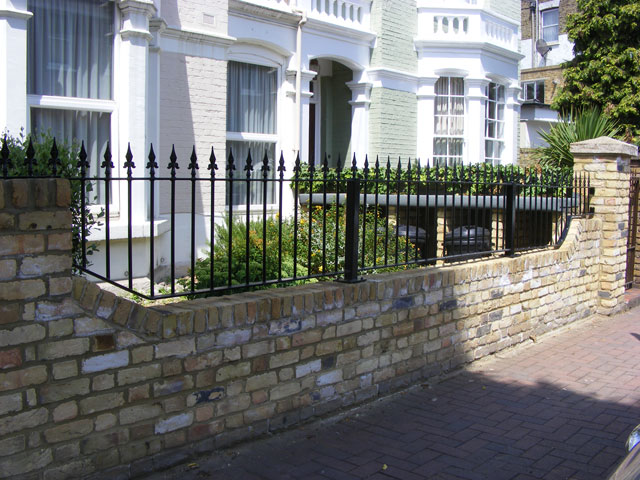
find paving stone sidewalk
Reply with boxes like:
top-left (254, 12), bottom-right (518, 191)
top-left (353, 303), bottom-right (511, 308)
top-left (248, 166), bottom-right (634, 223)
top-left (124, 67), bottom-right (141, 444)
top-left (147, 307), bottom-right (640, 480)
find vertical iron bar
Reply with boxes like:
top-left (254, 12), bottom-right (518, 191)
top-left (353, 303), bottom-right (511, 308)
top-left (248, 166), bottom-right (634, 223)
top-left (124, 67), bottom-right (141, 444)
top-left (308, 160), bottom-right (315, 277)
top-left (124, 144), bottom-right (135, 291)
top-left (25, 139), bottom-right (34, 177)
top-left (147, 145), bottom-right (157, 298)
top-left (1, 136), bottom-right (10, 178)
top-left (227, 150), bottom-right (235, 287)
top-left (102, 143), bottom-right (113, 279)
top-left (335, 156), bottom-right (341, 273)
top-left (362, 156), bottom-right (369, 269)
top-left (373, 157), bottom-right (380, 267)
top-left (293, 154), bottom-right (300, 279)
top-left (504, 181), bottom-right (515, 256)
top-left (168, 146), bottom-right (179, 293)
top-left (385, 158), bottom-right (391, 266)
top-left (404, 159), bottom-right (411, 263)
top-left (277, 153), bottom-right (285, 282)
top-left (208, 148), bottom-right (218, 292)
top-left (245, 151), bottom-right (252, 287)
top-left (322, 154), bottom-right (328, 275)
top-left (395, 158), bottom-right (402, 264)
top-left (261, 152), bottom-right (269, 285)
top-left (415, 159), bottom-right (421, 263)
top-left (189, 147), bottom-right (199, 293)
top-left (344, 177), bottom-right (360, 282)
top-left (78, 143), bottom-right (89, 269)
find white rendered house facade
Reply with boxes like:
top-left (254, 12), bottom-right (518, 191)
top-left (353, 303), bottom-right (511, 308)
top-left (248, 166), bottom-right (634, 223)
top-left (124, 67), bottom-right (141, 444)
top-left (0, 0), bottom-right (521, 280)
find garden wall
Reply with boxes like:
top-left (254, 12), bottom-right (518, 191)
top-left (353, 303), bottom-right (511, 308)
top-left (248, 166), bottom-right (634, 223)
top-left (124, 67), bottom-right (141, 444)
top-left (0, 138), bottom-right (635, 479)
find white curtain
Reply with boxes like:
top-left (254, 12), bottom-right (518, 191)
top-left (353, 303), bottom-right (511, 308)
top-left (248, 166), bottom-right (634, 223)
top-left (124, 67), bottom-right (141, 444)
top-left (27, 0), bottom-right (113, 203)
top-left (31, 109), bottom-right (110, 202)
top-left (226, 62), bottom-right (277, 206)
top-left (27, 0), bottom-right (113, 99)
top-left (434, 77), bottom-right (464, 164)
top-left (226, 62), bottom-right (277, 134)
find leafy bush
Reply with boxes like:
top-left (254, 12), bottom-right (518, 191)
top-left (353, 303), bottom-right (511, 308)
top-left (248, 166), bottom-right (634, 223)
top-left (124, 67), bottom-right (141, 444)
top-left (535, 107), bottom-right (621, 169)
top-left (295, 161), bottom-right (572, 196)
top-left (2, 130), bottom-right (103, 270)
top-left (180, 204), bottom-right (419, 294)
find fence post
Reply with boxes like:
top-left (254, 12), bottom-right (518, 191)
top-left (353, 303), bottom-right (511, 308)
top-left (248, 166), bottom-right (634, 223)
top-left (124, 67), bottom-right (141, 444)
top-left (571, 137), bottom-right (638, 314)
top-left (504, 182), bottom-right (516, 257)
top-left (343, 177), bottom-right (361, 282)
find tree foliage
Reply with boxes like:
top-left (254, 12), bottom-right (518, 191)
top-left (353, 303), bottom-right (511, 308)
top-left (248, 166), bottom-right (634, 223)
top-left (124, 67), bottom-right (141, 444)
top-left (552, 0), bottom-right (640, 141)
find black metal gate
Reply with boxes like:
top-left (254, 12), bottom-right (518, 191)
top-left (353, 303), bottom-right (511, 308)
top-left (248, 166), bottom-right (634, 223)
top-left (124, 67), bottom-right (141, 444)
top-left (626, 176), bottom-right (640, 289)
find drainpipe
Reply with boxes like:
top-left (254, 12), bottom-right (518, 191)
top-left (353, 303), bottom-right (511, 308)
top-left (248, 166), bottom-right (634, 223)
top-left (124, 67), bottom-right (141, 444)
top-left (530, 0), bottom-right (536, 68)
top-left (293, 8), bottom-right (307, 155)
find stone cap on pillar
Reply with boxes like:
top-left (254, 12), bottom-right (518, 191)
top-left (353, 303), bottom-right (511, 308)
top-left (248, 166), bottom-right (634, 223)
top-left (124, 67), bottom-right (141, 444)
top-left (570, 136), bottom-right (638, 157)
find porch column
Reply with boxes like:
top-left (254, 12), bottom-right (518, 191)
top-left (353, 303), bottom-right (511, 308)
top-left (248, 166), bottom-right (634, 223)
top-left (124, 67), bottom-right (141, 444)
top-left (0, 0), bottom-right (31, 135)
top-left (117, 0), bottom-right (156, 224)
top-left (347, 79), bottom-right (372, 167)
top-left (465, 78), bottom-right (489, 164)
top-left (571, 137), bottom-right (638, 315)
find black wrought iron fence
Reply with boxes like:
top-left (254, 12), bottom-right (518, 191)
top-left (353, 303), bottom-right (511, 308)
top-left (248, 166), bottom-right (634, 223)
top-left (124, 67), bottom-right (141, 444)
top-left (0, 137), bottom-right (591, 300)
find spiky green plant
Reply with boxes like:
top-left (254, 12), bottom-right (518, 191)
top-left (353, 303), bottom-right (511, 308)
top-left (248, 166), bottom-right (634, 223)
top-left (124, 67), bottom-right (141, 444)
top-left (535, 107), bottom-right (620, 169)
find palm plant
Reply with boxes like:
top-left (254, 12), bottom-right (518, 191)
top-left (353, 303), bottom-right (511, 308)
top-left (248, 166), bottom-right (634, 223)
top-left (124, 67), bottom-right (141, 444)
top-left (535, 107), bottom-right (620, 169)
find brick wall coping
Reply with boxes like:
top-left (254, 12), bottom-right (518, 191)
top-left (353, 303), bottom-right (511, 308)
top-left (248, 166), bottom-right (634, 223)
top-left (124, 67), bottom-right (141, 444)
top-left (73, 215), bottom-right (598, 343)
top-left (571, 137), bottom-right (639, 157)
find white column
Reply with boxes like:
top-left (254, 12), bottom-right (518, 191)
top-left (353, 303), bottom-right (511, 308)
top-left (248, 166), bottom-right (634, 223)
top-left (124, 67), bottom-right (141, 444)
top-left (504, 85), bottom-right (521, 165)
top-left (0, 0), bottom-right (31, 135)
top-left (465, 78), bottom-right (489, 164)
top-left (116, 0), bottom-right (156, 223)
top-left (346, 79), bottom-right (372, 167)
top-left (416, 76), bottom-right (438, 162)
top-left (299, 69), bottom-right (318, 165)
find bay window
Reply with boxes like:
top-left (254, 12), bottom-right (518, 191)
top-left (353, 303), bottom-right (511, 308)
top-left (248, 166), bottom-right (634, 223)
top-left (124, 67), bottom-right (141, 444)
top-left (27, 0), bottom-right (114, 203)
top-left (226, 61), bottom-right (277, 206)
top-left (484, 82), bottom-right (505, 164)
top-left (433, 77), bottom-right (464, 165)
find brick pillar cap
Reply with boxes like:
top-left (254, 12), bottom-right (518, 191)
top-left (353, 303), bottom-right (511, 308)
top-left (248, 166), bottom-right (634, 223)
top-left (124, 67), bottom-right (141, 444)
top-left (570, 136), bottom-right (638, 157)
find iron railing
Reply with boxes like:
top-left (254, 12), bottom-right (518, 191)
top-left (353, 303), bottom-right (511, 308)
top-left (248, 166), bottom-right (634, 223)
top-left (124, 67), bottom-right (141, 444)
top-left (0, 137), bottom-right (591, 300)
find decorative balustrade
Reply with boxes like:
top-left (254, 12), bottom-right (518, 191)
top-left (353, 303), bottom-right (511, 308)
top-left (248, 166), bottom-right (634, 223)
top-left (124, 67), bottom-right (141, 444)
top-left (304, 0), bottom-right (371, 29)
top-left (433, 15), bottom-right (469, 36)
top-left (421, 9), bottom-right (517, 52)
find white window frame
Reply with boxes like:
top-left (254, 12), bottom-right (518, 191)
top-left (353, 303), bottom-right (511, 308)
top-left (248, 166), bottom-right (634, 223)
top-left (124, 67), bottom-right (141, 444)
top-left (433, 76), bottom-right (465, 165)
top-left (26, 0), bottom-right (118, 213)
top-left (225, 50), bottom-right (282, 211)
top-left (484, 82), bottom-right (505, 165)
top-left (541, 7), bottom-right (559, 43)
top-left (521, 80), bottom-right (545, 103)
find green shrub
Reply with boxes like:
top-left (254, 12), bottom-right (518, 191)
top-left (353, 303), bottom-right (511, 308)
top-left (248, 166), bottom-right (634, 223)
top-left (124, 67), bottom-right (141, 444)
top-left (180, 204), bottom-right (419, 294)
top-left (295, 161), bottom-right (572, 196)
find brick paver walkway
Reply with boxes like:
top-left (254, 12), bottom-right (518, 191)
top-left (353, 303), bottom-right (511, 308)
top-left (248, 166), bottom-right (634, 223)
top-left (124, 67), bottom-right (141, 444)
top-left (148, 307), bottom-right (640, 480)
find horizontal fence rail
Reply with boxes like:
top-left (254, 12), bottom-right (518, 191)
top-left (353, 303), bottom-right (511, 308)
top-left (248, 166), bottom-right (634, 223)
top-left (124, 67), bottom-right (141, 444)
top-left (0, 137), bottom-right (591, 300)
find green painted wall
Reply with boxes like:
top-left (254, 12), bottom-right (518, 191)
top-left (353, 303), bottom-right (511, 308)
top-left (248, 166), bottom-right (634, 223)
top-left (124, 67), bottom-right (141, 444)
top-left (320, 62), bottom-right (353, 167)
top-left (370, 0), bottom-right (418, 73)
top-left (487, 0), bottom-right (520, 22)
top-left (368, 88), bottom-right (417, 161)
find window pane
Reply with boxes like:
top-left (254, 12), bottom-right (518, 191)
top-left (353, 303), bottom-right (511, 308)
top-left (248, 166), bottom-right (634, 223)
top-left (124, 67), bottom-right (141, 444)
top-left (28, 0), bottom-right (113, 100)
top-left (525, 83), bottom-right (534, 100)
top-left (226, 140), bottom-right (276, 206)
top-left (227, 62), bottom-right (277, 134)
top-left (31, 108), bottom-right (110, 203)
top-left (537, 82), bottom-right (545, 102)
top-left (451, 78), bottom-right (464, 96)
